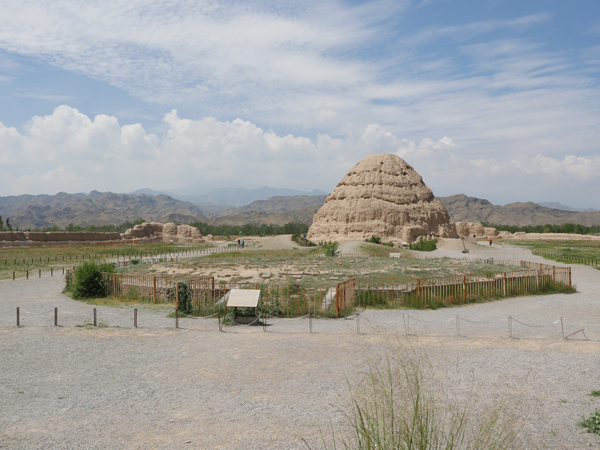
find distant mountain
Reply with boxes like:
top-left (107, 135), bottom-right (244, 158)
top-left (536, 202), bottom-right (598, 213)
top-left (129, 186), bottom-right (328, 207)
top-left (0, 191), bottom-right (204, 229)
top-left (203, 195), bottom-right (327, 226)
top-left (439, 194), bottom-right (600, 226)
top-left (211, 195), bottom-right (327, 217)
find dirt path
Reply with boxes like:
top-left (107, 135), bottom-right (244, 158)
top-left (252, 234), bottom-right (302, 250)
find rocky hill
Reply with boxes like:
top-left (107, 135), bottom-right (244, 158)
top-left (0, 191), bottom-right (204, 229)
top-left (200, 195), bottom-right (327, 226)
top-left (439, 194), bottom-right (600, 226)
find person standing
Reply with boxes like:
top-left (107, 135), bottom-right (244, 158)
top-left (489, 237), bottom-right (492, 246)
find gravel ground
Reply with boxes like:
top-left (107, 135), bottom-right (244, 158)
top-left (1, 244), bottom-right (600, 449)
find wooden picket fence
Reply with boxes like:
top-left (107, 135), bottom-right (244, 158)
top-left (99, 259), bottom-right (571, 318)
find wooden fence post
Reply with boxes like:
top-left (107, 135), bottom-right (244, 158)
top-left (462, 276), bottom-right (466, 302)
top-left (568, 268), bottom-right (572, 288)
top-left (153, 277), bottom-right (157, 304)
top-left (503, 273), bottom-right (507, 296)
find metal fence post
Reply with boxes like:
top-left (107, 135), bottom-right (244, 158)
top-left (54, 307), bottom-right (58, 326)
top-left (134, 308), bottom-right (138, 328)
top-left (93, 308), bottom-right (97, 327)
top-left (16, 307), bottom-right (20, 326)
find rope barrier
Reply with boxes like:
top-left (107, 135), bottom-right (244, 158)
top-left (511, 318), bottom-right (559, 328)
top-left (360, 316), bottom-right (399, 325)
top-left (407, 315), bottom-right (455, 324)
top-left (459, 317), bottom-right (507, 325)
top-left (231, 317), bottom-right (261, 326)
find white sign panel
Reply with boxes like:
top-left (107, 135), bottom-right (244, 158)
top-left (227, 289), bottom-right (261, 308)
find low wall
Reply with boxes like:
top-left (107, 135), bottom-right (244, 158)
top-left (0, 231), bottom-right (123, 242)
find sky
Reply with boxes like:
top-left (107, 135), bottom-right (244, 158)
top-left (0, 0), bottom-right (599, 208)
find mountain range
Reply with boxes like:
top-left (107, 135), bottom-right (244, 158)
top-left (129, 186), bottom-right (327, 207)
top-left (1, 190), bottom-right (599, 230)
top-left (438, 195), bottom-right (600, 227)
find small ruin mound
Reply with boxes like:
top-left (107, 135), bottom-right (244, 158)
top-left (307, 153), bottom-right (458, 243)
top-left (122, 222), bottom-right (203, 242)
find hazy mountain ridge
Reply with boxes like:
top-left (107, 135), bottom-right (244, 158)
top-left (439, 194), bottom-right (600, 226)
top-left (129, 186), bottom-right (327, 207)
top-left (0, 191), bottom-right (205, 229)
top-left (536, 202), bottom-right (598, 213)
top-left (197, 195), bottom-right (328, 226)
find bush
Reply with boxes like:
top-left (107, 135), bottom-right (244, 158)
top-left (409, 237), bottom-right (438, 252)
top-left (177, 281), bottom-right (192, 315)
top-left (383, 242), bottom-right (394, 247)
top-left (365, 235), bottom-right (382, 244)
top-left (292, 233), bottom-right (317, 247)
top-left (580, 408), bottom-right (600, 435)
top-left (323, 241), bottom-right (340, 257)
top-left (67, 261), bottom-right (115, 299)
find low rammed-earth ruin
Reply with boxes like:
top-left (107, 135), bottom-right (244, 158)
top-left (308, 153), bottom-right (458, 243)
top-left (0, 222), bottom-right (209, 247)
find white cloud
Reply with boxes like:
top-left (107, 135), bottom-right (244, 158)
top-left (1, 106), bottom-right (599, 208)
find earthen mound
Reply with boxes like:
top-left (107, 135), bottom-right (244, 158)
top-left (122, 222), bottom-right (203, 242)
top-left (307, 153), bottom-right (457, 243)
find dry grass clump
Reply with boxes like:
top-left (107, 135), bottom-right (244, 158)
top-left (305, 346), bottom-right (535, 450)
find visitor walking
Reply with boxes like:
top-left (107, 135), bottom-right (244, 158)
top-left (489, 237), bottom-right (492, 246)
top-left (241, 240), bottom-right (245, 248)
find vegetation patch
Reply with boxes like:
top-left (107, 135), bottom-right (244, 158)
top-left (580, 409), bottom-right (600, 436)
top-left (304, 350), bottom-right (531, 449)
top-left (65, 261), bottom-right (115, 299)
top-left (409, 237), bottom-right (438, 251)
top-left (484, 222), bottom-right (600, 235)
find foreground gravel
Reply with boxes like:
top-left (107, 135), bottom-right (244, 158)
top-left (1, 244), bottom-right (600, 449)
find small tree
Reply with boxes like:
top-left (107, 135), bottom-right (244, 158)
top-left (0, 216), bottom-right (3, 231)
top-left (68, 261), bottom-right (115, 299)
top-left (5, 218), bottom-right (12, 231)
top-left (323, 241), bottom-right (340, 257)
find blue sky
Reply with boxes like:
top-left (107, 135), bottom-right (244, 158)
top-left (0, 0), bottom-right (599, 208)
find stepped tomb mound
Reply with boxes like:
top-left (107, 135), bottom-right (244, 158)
top-left (307, 153), bottom-right (458, 243)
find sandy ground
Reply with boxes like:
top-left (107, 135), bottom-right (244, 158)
top-left (250, 235), bottom-right (303, 251)
top-left (1, 241), bottom-right (600, 449)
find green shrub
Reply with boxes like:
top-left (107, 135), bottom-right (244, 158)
top-left (580, 409), bottom-right (600, 435)
top-left (292, 233), bottom-right (317, 247)
top-left (177, 281), bottom-right (192, 315)
top-left (323, 241), bottom-right (340, 257)
top-left (365, 235), bottom-right (382, 244)
top-left (68, 261), bottom-right (115, 299)
top-left (383, 242), bottom-right (394, 247)
top-left (409, 237), bottom-right (438, 252)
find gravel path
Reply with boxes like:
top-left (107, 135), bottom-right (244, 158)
top-left (1, 244), bottom-right (600, 448)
